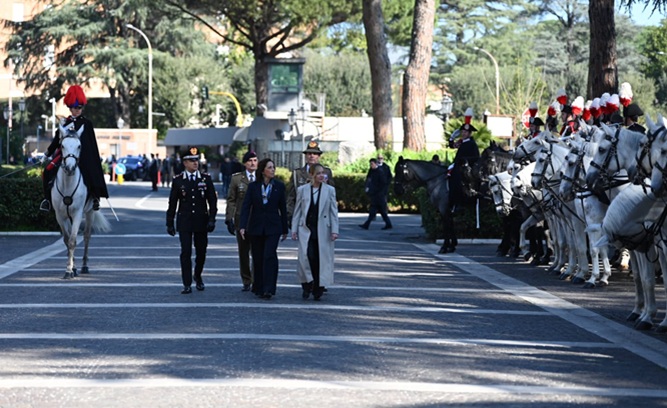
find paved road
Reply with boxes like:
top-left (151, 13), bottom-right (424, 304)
top-left (1, 181), bottom-right (666, 408)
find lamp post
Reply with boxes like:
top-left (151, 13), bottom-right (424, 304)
top-left (126, 23), bottom-right (153, 152)
top-left (3, 106), bottom-right (12, 164)
top-left (298, 104), bottom-right (307, 166)
top-left (473, 47), bottom-right (500, 115)
top-left (117, 117), bottom-right (125, 158)
top-left (49, 98), bottom-right (56, 139)
top-left (288, 108), bottom-right (297, 167)
top-left (18, 97), bottom-right (25, 151)
top-left (440, 95), bottom-right (453, 130)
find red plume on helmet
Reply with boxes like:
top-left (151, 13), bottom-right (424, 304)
top-left (619, 82), bottom-right (633, 107)
top-left (464, 107), bottom-right (473, 124)
top-left (571, 96), bottom-right (584, 116)
top-left (528, 102), bottom-right (538, 117)
top-left (547, 100), bottom-right (560, 117)
top-left (64, 85), bottom-right (87, 108)
top-left (607, 94), bottom-right (620, 113)
top-left (556, 88), bottom-right (567, 106)
top-left (583, 100), bottom-right (592, 122)
top-left (590, 98), bottom-right (601, 118)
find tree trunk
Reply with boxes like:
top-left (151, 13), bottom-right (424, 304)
top-left (254, 56), bottom-right (270, 113)
top-left (402, 0), bottom-right (435, 151)
top-left (363, 0), bottom-right (393, 151)
top-left (587, 0), bottom-right (617, 98)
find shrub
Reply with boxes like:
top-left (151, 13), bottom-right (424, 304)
top-left (0, 178), bottom-right (59, 231)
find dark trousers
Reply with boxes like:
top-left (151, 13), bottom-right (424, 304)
top-left (363, 194), bottom-right (391, 227)
top-left (249, 233), bottom-right (281, 296)
top-left (307, 238), bottom-right (320, 289)
top-left (179, 231), bottom-right (208, 287)
top-left (150, 172), bottom-right (158, 191)
top-left (236, 231), bottom-right (253, 285)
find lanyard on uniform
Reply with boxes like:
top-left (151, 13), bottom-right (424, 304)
top-left (261, 182), bottom-right (272, 204)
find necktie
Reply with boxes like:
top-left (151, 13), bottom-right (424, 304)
top-left (249, 174), bottom-right (254, 182)
top-left (190, 174), bottom-right (195, 182)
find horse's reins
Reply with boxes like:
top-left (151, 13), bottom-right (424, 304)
top-left (0, 161), bottom-right (42, 178)
top-left (55, 135), bottom-right (84, 222)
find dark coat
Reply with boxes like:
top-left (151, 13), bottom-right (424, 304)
top-left (365, 167), bottom-right (389, 205)
top-left (452, 138), bottom-right (480, 166)
top-left (46, 115), bottom-right (109, 198)
top-left (166, 172), bottom-right (218, 232)
top-left (240, 179), bottom-right (289, 236)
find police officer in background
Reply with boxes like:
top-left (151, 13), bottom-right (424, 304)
top-left (166, 147), bottom-right (218, 294)
top-left (225, 151), bottom-right (258, 292)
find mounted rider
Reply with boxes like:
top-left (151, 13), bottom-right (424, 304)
top-left (39, 85), bottom-right (109, 212)
top-left (448, 107), bottom-right (480, 207)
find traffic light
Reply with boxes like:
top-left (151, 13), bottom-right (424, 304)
top-left (201, 85), bottom-right (209, 100)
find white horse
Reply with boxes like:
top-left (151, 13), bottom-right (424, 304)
top-left (558, 127), bottom-right (619, 288)
top-left (587, 118), bottom-right (666, 331)
top-left (52, 123), bottom-right (111, 279)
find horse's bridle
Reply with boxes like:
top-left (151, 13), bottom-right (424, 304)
top-left (560, 145), bottom-right (588, 193)
top-left (637, 125), bottom-right (667, 186)
top-left (589, 127), bottom-right (623, 189)
top-left (54, 133), bottom-right (84, 215)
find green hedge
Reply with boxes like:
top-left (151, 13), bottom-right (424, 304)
top-left (1, 164), bottom-right (502, 238)
top-left (0, 178), bottom-right (60, 231)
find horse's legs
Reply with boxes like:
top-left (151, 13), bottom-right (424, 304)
top-left (634, 248), bottom-right (657, 330)
top-left (655, 243), bottom-right (667, 333)
top-left (81, 210), bottom-right (94, 274)
top-left (63, 214), bottom-right (83, 280)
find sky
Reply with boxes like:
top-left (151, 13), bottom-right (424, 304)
top-left (623, 2), bottom-right (665, 26)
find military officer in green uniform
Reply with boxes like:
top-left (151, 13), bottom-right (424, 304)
top-left (166, 147), bottom-right (218, 294)
top-left (225, 151), bottom-right (258, 291)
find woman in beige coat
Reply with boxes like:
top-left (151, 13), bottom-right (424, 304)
top-left (291, 164), bottom-right (339, 300)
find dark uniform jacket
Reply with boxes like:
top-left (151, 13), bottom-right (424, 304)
top-left (627, 123), bottom-right (646, 134)
top-left (240, 179), bottom-right (288, 236)
top-left (46, 115), bottom-right (109, 199)
top-left (166, 172), bottom-right (218, 232)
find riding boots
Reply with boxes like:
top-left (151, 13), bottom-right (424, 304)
top-left (93, 197), bottom-right (100, 211)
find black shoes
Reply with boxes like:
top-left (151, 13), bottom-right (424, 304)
top-left (381, 225), bottom-right (392, 230)
top-left (242, 284), bottom-right (251, 292)
top-left (261, 293), bottom-right (272, 300)
top-left (181, 286), bottom-right (192, 294)
top-left (358, 224), bottom-right (369, 230)
top-left (301, 281), bottom-right (313, 300)
top-left (195, 281), bottom-right (205, 291)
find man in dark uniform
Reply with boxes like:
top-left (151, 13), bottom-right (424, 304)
top-left (166, 147), bottom-right (218, 294)
top-left (448, 121), bottom-right (480, 207)
top-left (40, 85), bottom-right (108, 212)
top-left (624, 103), bottom-right (646, 133)
top-left (225, 151), bottom-right (257, 291)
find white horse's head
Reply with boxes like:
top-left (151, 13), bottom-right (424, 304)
top-left (489, 171), bottom-right (512, 216)
top-left (59, 123), bottom-right (84, 175)
top-left (648, 114), bottom-right (667, 195)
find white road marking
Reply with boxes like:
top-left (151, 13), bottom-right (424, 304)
top-left (0, 378), bottom-right (664, 398)
top-left (0, 237), bottom-right (79, 279)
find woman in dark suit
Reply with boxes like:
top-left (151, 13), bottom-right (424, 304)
top-left (239, 158), bottom-right (288, 299)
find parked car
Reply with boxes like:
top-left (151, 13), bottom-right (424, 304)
top-left (117, 156), bottom-right (146, 181)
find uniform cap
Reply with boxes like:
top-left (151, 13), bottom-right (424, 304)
top-left (64, 85), bottom-right (87, 108)
top-left (182, 146), bottom-right (200, 161)
top-left (303, 140), bottom-right (323, 154)
top-left (242, 151), bottom-right (257, 163)
top-left (623, 103), bottom-right (644, 118)
top-left (529, 117), bottom-right (544, 127)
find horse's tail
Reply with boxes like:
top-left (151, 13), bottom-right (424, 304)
top-left (91, 211), bottom-right (112, 233)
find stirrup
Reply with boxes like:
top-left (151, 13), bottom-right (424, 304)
top-left (39, 200), bottom-right (51, 212)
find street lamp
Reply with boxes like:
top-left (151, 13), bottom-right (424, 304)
top-left (126, 23), bottom-right (153, 152)
top-left (440, 95), bottom-right (453, 129)
top-left (473, 46), bottom-right (500, 115)
top-left (3, 106), bottom-right (12, 164)
top-left (18, 98), bottom-right (25, 152)
top-left (117, 117), bottom-right (125, 158)
top-left (288, 108), bottom-right (297, 166)
top-left (298, 104), bottom-right (307, 166)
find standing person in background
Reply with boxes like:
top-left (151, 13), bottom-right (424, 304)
top-left (220, 156), bottom-right (233, 198)
top-left (291, 164), bottom-right (339, 300)
top-left (166, 147), bottom-right (218, 294)
top-left (359, 158), bottom-right (392, 230)
top-left (225, 151), bottom-right (258, 292)
top-left (161, 154), bottom-right (173, 188)
top-left (149, 153), bottom-right (159, 191)
top-left (239, 158), bottom-right (288, 300)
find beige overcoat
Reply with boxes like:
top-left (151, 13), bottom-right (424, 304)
top-left (291, 183), bottom-right (339, 286)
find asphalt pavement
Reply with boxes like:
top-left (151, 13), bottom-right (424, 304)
top-left (0, 181), bottom-right (666, 408)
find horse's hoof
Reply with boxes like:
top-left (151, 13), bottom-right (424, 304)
top-left (583, 282), bottom-right (595, 289)
top-left (626, 312), bottom-right (640, 322)
top-left (523, 253), bottom-right (532, 262)
top-left (571, 276), bottom-right (585, 284)
top-left (634, 320), bottom-right (653, 331)
top-left (599, 280), bottom-right (609, 286)
top-left (63, 272), bottom-right (74, 280)
top-left (446, 246), bottom-right (456, 253)
top-left (81, 266), bottom-right (89, 274)
top-left (558, 273), bottom-right (569, 280)
top-left (655, 325), bottom-right (667, 334)
top-left (72, 267), bottom-right (78, 277)
top-left (438, 247), bottom-right (446, 254)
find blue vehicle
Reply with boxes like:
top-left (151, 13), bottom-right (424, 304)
top-left (117, 156), bottom-right (145, 181)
